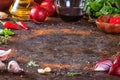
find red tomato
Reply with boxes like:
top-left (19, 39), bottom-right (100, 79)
top-left (109, 16), bottom-right (120, 24)
top-left (40, 0), bottom-right (56, 17)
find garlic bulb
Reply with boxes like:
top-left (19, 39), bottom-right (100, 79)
top-left (8, 60), bottom-right (23, 73)
top-left (0, 49), bottom-right (12, 61)
top-left (0, 61), bottom-right (6, 70)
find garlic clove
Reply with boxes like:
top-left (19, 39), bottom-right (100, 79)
top-left (38, 69), bottom-right (45, 74)
top-left (0, 49), bottom-right (12, 61)
top-left (0, 61), bottom-right (6, 70)
top-left (8, 60), bottom-right (23, 73)
top-left (44, 67), bottom-right (52, 73)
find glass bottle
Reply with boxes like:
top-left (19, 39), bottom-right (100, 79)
top-left (9, 0), bottom-right (34, 20)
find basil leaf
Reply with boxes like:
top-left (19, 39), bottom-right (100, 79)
top-left (2, 28), bottom-right (14, 36)
top-left (114, 0), bottom-right (120, 9)
top-left (89, 2), bottom-right (102, 11)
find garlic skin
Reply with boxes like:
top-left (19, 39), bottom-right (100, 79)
top-left (0, 49), bottom-right (12, 61)
top-left (8, 60), bottom-right (23, 73)
top-left (0, 61), bottom-right (6, 70)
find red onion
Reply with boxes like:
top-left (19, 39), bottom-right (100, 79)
top-left (40, 0), bottom-right (56, 16)
top-left (0, 49), bottom-right (12, 61)
top-left (29, 6), bottom-right (47, 23)
top-left (94, 59), bottom-right (112, 71)
top-left (109, 56), bottom-right (120, 75)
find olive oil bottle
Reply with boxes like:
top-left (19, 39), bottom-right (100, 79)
top-left (9, 0), bottom-right (34, 20)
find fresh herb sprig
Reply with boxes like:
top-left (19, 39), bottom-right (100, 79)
top-left (0, 28), bottom-right (14, 44)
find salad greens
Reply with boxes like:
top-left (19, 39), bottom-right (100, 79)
top-left (84, 0), bottom-right (120, 17)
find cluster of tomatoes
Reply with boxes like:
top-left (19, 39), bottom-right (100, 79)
top-left (29, 0), bottom-right (56, 23)
top-left (109, 16), bottom-right (120, 24)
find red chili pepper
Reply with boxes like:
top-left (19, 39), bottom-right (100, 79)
top-left (0, 20), bottom-right (20, 30)
top-left (16, 21), bottom-right (28, 30)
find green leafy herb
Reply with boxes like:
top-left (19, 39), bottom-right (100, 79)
top-left (27, 60), bottom-right (39, 67)
top-left (85, 0), bottom-right (120, 19)
top-left (0, 28), bottom-right (14, 36)
top-left (65, 72), bottom-right (82, 77)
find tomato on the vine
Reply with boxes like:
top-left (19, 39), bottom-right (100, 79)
top-left (109, 16), bottom-right (120, 24)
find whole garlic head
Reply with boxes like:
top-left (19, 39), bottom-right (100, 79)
top-left (8, 60), bottom-right (23, 73)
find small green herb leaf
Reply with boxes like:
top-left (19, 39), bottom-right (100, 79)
top-left (65, 72), bottom-right (82, 77)
top-left (27, 60), bottom-right (39, 67)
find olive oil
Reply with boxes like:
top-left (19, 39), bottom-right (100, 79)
top-left (9, 0), bottom-right (34, 20)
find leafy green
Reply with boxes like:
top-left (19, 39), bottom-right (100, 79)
top-left (0, 28), bottom-right (14, 36)
top-left (89, 2), bottom-right (102, 11)
top-left (27, 60), bottom-right (39, 67)
top-left (85, 0), bottom-right (120, 18)
top-left (115, 0), bottom-right (120, 9)
top-left (65, 72), bottom-right (82, 77)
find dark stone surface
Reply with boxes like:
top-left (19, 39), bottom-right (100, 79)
top-left (1, 17), bottom-right (120, 80)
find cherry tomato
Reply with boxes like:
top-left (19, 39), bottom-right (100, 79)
top-left (40, 0), bottom-right (56, 17)
top-left (109, 16), bottom-right (120, 24)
